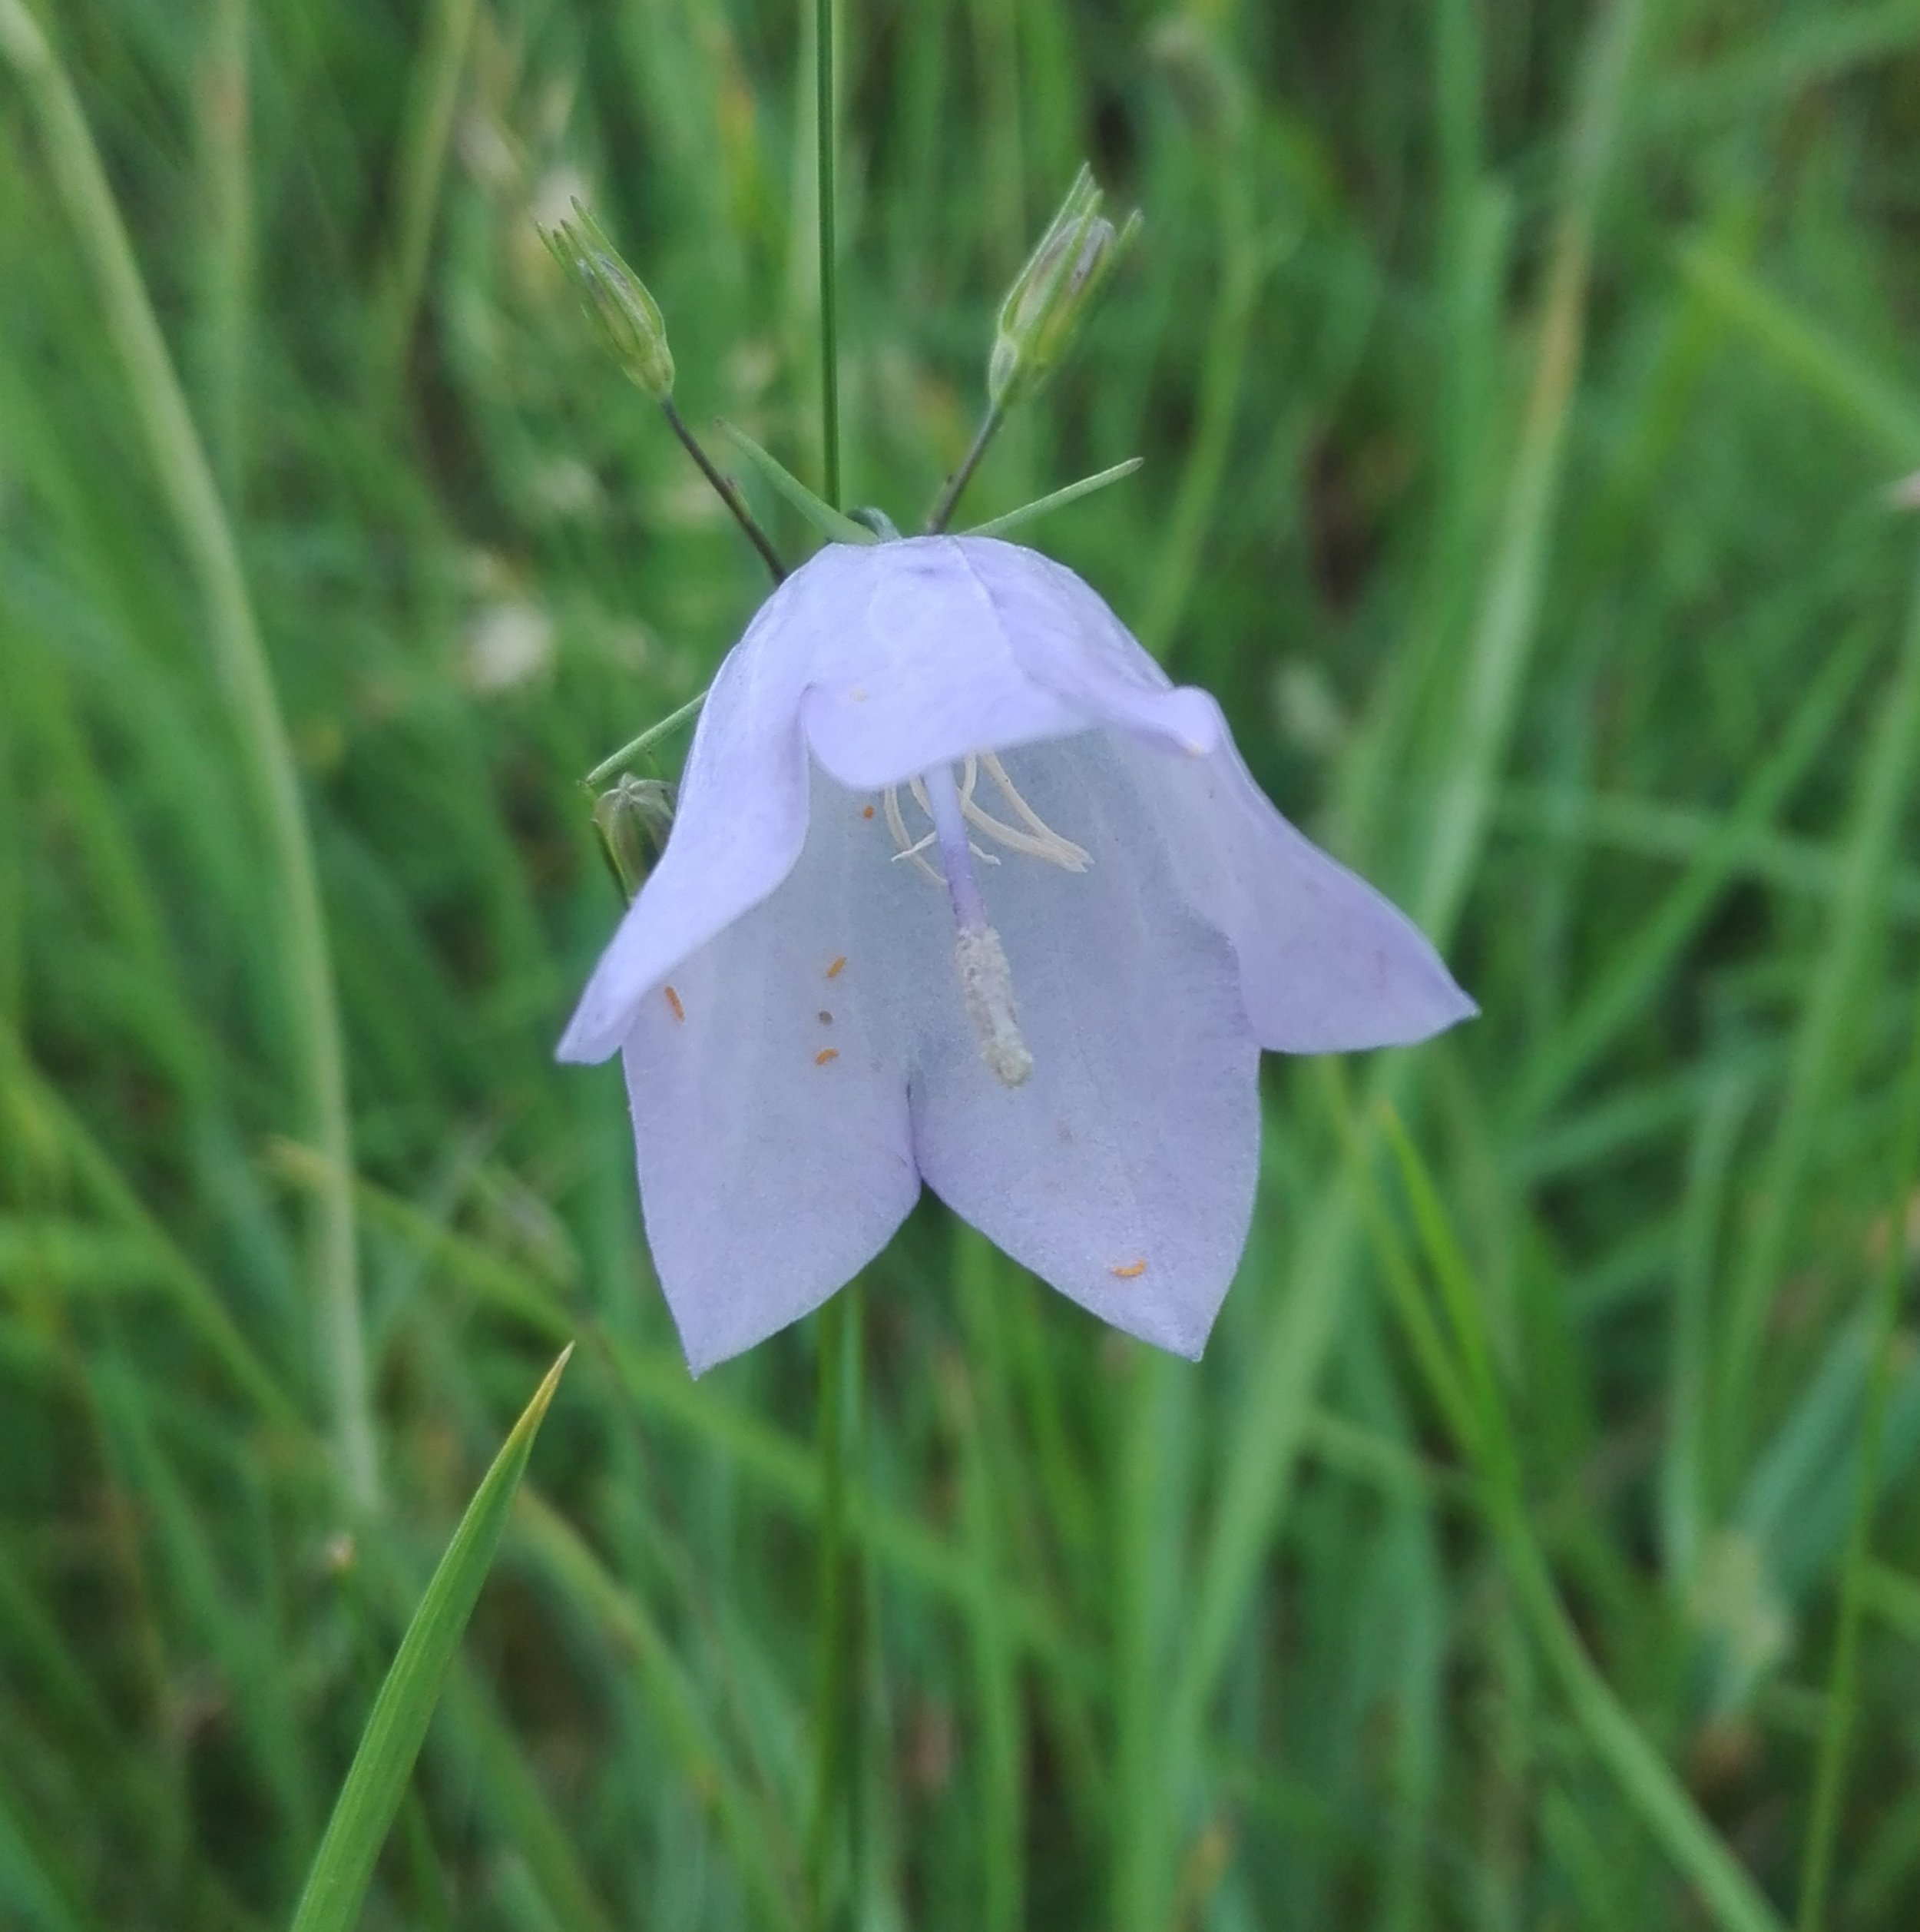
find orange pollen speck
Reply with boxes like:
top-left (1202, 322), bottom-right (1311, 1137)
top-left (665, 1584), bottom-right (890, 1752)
top-left (826, 956), bottom-right (847, 979)
top-left (664, 986), bottom-right (685, 1023)
top-left (1109, 1258), bottom-right (1147, 1280)
top-left (815, 1047), bottom-right (840, 1066)
top-left (862, 804), bottom-right (876, 819)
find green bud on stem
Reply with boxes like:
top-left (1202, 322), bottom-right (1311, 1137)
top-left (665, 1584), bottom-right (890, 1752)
top-left (541, 200), bottom-right (676, 401)
top-left (592, 775), bottom-right (677, 903)
top-left (988, 165), bottom-right (1140, 412)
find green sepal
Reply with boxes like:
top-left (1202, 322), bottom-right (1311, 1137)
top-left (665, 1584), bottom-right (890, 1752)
top-left (715, 422), bottom-right (878, 546)
top-left (962, 458), bottom-right (1144, 540)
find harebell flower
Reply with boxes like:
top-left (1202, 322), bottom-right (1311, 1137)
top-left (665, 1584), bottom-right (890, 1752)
top-left (561, 535), bottom-right (1474, 1371)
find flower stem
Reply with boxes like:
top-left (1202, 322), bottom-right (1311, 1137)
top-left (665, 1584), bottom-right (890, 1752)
top-left (926, 402), bottom-right (1005, 532)
top-left (816, 0), bottom-right (841, 509)
top-left (580, 691), bottom-right (707, 791)
top-left (1795, 984), bottom-right (1920, 1930)
top-left (806, 1286), bottom-right (866, 1930)
top-left (659, 397), bottom-right (786, 584)
top-left (806, 13), bottom-right (861, 1917)
top-left (0, 0), bottom-right (377, 1511)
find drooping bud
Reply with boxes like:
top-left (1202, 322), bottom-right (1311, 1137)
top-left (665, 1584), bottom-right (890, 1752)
top-left (592, 776), bottom-right (677, 903)
top-left (541, 200), bottom-right (676, 401)
top-left (988, 165), bottom-right (1141, 413)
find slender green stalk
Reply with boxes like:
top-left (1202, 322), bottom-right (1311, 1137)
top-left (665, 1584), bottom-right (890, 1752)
top-left (1660, 1075), bottom-right (1753, 1593)
top-left (1678, 240), bottom-right (1920, 469)
top-left (1795, 986), bottom-right (1920, 1930)
top-left (1134, 7), bottom-right (1650, 1921)
top-left (806, 1289), bottom-right (865, 1930)
top-left (0, 0), bottom-right (378, 1509)
top-left (1495, 1502), bottom-right (1785, 1932)
top-left (1378, 1115), bottom-right (1788, 1932)
top-left (1412, 0), bottom-right (1646, 944)
top-left (1137, 164), bottom-right (1264, 658)
top-left (926, 402), bottom-right (1005, 532)
top-left (816, 0), bottom-right (841, 507)
top-left (659, 399), bottom-right (787, 582)
top-left (195, 0), bottom-right (251, 498)
top-left (1715, 555), bottom-right (1920, 1490)
top-left (378, 0), bottom-right (478, 376)
top-left (806, 8), bottom-right (859, 1921)
top-left (581, 692), bottom-right (707, 791)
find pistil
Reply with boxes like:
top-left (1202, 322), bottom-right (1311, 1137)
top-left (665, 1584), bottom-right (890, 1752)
top-left (921, 764), bottom-right (1033, 1088)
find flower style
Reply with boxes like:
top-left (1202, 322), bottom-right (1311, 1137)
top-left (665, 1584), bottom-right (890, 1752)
top-left (560, 537), bottom-right (1475, 1372)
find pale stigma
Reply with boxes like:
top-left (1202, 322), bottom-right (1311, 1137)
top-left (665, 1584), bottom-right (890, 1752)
top-left (919, 761), bottom-right (1034, 1089)
top-left (954, 923), bottom-right (1033, 1088)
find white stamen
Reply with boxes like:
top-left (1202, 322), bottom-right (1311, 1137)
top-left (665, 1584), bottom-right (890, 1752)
top-left (978, 751), bottom-right (1091, 870)
top-left (875, 754), bottom-right (1086, 1088)
top-left (879, 751), bottom-right (1088, 878)
top-left (954, 922), bottom-right (1032, 1088)
top-left (883, 784), bottom-right (944, 883)
top-left (959, 791), bottom-right (1090, 870)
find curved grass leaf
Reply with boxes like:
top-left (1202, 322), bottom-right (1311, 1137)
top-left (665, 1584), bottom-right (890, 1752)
top-left (1376, 1112), bottom-right (1785, 1932)
top-left (288, 1347), bottom-right (572, 1932)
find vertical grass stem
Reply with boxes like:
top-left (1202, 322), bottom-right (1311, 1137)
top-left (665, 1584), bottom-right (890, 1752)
top-left (816, 0), bottom-right (842, 507)
top-left (806, 6), bottom-right (859, 1920)
top-left (806, 1288), bottom-right (865, 1930)
top-left (0, 0), bottom-right (377, 1510)
top-left (1795, 980), bottom-right (1920, 1930)
top-left (378, 0), bottom-right (478, 379)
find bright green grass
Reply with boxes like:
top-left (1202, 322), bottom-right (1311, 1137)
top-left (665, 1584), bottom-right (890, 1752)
top-left (5, 1), bottom-right (1920, 1927)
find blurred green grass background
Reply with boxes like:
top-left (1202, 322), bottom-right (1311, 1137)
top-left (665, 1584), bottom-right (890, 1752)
top-left (6, 0), bottom-right (1920, 1926)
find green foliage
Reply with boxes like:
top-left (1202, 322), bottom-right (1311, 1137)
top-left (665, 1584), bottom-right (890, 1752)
top-left (290, 1348), bottom-right (570, 1932)
top-left (2, 1), bottom-right (1920, 1928)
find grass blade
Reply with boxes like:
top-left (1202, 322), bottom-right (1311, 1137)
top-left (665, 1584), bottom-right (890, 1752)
top-left (0, 0), bottom-right (373, 1507)
top-left (1377, 1119), bottom-right (1788, 1932)
top-left (287, 1347), bottom-right (572, 1932)
top-left (1716, 559), bottom-right (1920, 1485)
top-left (1678, 241), bottom-right (1920, 468)
top-left (1796, 988), bottom-right (1920, 1928)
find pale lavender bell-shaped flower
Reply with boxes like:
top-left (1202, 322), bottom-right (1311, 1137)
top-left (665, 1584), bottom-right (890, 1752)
top-left (560, 536), bottom-right (1475, 1372)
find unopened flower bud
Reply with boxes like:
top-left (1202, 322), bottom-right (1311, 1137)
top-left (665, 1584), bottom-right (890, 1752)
top-left (593, 775), bottom-right (677, 903)
top-left (988, 166), bottom-right (1140, 412)
top-left (541, 200), bottom-right (676, 401)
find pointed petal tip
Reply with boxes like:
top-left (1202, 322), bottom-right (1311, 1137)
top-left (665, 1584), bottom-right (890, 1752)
top-left (1366, 976), bottom-right (1478, 1050)
top-left (554, 1006), bottom-right (624, 1065)
top-left (1101, 1300), bottom-right (1217, 1362)
top-left (1418, 974), bottom-right (1480, 1039)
